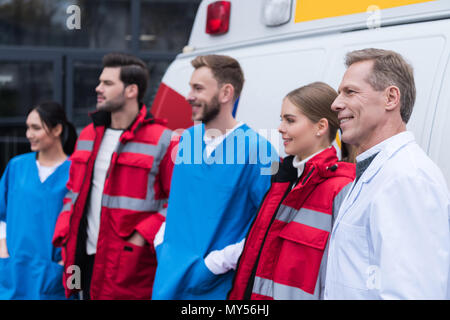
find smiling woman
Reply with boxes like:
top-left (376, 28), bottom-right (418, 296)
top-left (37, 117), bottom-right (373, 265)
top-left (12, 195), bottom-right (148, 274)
top-left (279, 81), bottom-right (340, 160)
top-left (26, 110), bottom-right (63, 157)
top-left (0, 101), bottom-right (77, 300)
top-left (229, 82), bottom-right (356, 300)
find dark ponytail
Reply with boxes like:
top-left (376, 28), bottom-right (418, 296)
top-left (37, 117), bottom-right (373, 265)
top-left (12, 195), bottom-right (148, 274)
top-left (61, 120), bottom-right (78, 155)
top-left (27, 101), bottom-right (78, 155)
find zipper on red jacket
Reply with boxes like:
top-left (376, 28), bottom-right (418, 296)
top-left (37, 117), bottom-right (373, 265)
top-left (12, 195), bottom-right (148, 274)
top-left (227, 182), bottom-right (273, 299)
top-left (301, 166), bottom-right (315, 186)
top-left (241, 178), bottom-right (296, 299)
top-left (66, 129), bottom-right (101, 297)
top-left (241, 166), bottom-right (316, 299)
top-left (66, 140), bottom-right (96, 251)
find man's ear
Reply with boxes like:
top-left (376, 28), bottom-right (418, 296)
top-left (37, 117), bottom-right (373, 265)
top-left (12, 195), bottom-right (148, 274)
top-left (385, 85), bottom-right (401, 111)
top-left (125, 84), bottom-right (139, 100)
top-left (219, 83), bottom-right (235, 104)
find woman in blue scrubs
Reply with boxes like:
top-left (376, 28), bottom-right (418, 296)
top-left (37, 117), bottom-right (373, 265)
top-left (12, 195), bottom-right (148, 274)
top-left (0, 101), bottom-right (77, 299)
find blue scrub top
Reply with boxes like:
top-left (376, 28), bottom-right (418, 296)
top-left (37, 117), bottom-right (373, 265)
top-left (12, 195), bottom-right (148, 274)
top-left (0, 152), bottom-right (70, 300)
top-left (153, 123), bottom-right (278, 300)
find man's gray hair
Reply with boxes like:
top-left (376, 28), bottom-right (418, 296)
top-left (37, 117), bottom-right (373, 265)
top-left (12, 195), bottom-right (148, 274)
top-left (345, 48), bottom-right (416, 123)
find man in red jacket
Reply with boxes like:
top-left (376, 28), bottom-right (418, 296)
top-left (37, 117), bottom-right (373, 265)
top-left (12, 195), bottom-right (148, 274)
top-left (52, 52), bottom-right (177, 300)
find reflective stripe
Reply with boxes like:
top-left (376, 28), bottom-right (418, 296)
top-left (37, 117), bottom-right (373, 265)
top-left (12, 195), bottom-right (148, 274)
top-left (77, 140), bottom-right (94, 151)
top-left (275, 205), bottom-right (296, 223)
top-left (62, 191), bottom-right (79, 212)
top-left (103, 129), bottom-right (172, 212)
top-left (159, 206), bottom-right (167, 218)
top-left (253, 276), bottom-right (273, 298)
top-left (253, 277), bottom-right (317, 300)
top-left (102, 195), bottom-right (166, 212)
top-left (62, 202), bottom-right (72, 212)
top-left (158, 128), bottom-right (173, 146)
top-left (68, 191), bottom-right (79, 202)
top-left (276, 205), bottom-right (332, 232)
top-left (332, 182), bottom-right (352, 222)
top-left (150, 129), bottom-right (173, 175)
top-left (119, 129), bottom-right (172, 157)
top-left (317, 237), bottom-right (330, 300)
top-left (120, 142), bottom-right (161, 157)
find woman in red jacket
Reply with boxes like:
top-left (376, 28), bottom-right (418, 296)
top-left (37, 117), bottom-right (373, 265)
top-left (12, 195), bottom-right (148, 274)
top-left (228, 82), bottom-right (355, 300)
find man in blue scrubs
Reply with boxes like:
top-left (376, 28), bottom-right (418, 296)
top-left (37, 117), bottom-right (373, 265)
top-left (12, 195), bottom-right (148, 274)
top-left (152, 55), bottom-right (278, 299)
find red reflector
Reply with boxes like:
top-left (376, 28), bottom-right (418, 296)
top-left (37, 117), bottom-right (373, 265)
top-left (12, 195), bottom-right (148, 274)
top-left (206, 1), bottom-right (231, 35)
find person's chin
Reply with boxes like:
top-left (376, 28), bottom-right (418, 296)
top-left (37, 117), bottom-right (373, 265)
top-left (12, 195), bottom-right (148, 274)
top-left (96, 103), bottom-right (107, 111)
top-left (283, 146), bottom-right (294, 156)
top-left (192, 114), bottom-right (203, 122)
top-left (341, 131), bottom-right (357, 145)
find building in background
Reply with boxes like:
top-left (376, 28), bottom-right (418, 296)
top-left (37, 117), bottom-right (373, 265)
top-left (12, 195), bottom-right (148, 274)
top-left (0, 0), bottom-right (201, 173)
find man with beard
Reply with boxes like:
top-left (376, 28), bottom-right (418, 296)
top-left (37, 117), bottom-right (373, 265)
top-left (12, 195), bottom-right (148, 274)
top-left (152, 55), bottom-right (278, 300)
top-left (52, 53), bottom-right (178, 299)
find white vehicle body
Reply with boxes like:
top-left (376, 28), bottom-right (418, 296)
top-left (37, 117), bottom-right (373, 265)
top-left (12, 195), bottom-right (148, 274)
top-left (151, 0), bottom-right (450, 186)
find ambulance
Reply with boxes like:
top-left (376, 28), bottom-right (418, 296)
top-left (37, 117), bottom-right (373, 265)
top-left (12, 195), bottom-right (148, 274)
top-left (150, 0), bottom-right (450, 186)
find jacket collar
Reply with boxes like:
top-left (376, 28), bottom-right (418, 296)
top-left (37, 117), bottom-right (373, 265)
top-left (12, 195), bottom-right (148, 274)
top-left (280, 148), bottom-right (339, 209)
top-left (356, 131), bottom-right (414, 185)
top-left (274, 147), bottom-right (354, 185)
top-left (89, 104), bottom-right (155, 141)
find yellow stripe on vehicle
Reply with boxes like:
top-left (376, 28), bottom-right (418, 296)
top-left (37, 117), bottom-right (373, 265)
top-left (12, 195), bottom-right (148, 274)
top-left (335, 131), bottom-right (341, 150)
top-left (295, 0), bottom-right (435, 23)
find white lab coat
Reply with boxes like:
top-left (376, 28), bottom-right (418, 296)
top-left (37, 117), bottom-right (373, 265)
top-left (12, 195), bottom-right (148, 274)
top-left (324, 131), bottom-right (450, 299)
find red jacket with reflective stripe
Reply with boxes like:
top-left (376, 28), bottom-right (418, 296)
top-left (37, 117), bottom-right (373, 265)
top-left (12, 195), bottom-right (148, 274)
top-left (228, 147), bottom-right (355, 300)
top-left (52, 105), bottom-right (178, 300)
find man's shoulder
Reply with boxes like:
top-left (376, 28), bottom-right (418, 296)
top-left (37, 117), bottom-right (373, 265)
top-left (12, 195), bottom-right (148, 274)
top-left (139, 121), bottom-right (171, 133)
top-left (133, 120), bottom-right (173, 143)
top-left (377, 141), bottom-right (448, 192)
top-left (231, 123), bottom-right (274, 145)
top-left (390, 141), bottom-right (443, 176)
top-left (78, 123), bottom-right (96, 138)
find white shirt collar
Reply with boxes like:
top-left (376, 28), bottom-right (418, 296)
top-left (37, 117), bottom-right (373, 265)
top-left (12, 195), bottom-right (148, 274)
top-left (356, 131), bottom-right (412, 163)
top-left (203, 122), bottom-right (244, 157)
top-left (292, 147), bottom-right (331, 178)
top-left (203, 122), bottom-right (244, 144)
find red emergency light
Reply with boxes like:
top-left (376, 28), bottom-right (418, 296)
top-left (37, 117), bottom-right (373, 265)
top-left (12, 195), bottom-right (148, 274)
top-left (206, 1), bottom-right (231, 35)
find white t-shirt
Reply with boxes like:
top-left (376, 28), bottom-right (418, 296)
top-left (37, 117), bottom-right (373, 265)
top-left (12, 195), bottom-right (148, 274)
top-left (86, 128), bottom-right (123, 255)
top-left (203, 122), bottom-right (244, 158)
top-left (0, 221), bottom-right (5, 239)
top-left (36, 160), bottom-right (65, 183)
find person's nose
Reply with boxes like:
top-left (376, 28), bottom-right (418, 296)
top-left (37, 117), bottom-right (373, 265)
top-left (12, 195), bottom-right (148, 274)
top-left (26, 128), bottom-right (33, 140)
top-left (95, 83), bottom-right (103, 94)
top-left (186, 90), bottom-right (196, 104)
top-left (278, 121), bottom-right (286, 134)
top-left (331, 94), bottom-right (345, 112)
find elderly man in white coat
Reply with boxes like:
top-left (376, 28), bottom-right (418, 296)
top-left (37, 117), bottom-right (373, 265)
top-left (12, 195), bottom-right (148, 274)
top-left (324, 48), bottom-right (450, 300)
